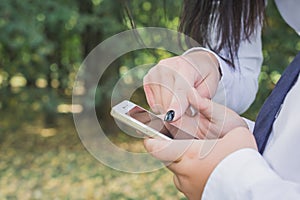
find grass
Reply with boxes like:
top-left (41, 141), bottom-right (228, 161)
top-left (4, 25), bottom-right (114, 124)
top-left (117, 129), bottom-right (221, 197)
top-left (0, 114), bottom-right (186, 199)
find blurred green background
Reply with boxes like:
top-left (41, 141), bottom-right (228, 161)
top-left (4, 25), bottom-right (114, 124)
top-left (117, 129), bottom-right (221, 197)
top-left (0, 0), bottom-right (299, 199)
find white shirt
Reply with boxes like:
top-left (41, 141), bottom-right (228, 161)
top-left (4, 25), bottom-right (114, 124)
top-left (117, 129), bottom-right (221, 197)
top-left (201, 0), bottom-right (300, 199)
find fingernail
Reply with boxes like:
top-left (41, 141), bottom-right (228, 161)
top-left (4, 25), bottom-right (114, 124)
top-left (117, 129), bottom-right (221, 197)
top-left (185, 105), bottom-right (198, 117)
top-left (164, 110), bottom-right (175, 121)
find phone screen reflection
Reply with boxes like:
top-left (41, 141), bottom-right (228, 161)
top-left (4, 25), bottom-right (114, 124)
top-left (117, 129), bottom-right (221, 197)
top-left (127, 106), bottom-right (196, 140)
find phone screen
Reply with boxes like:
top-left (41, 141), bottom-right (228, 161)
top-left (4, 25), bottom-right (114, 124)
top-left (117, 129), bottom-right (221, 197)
top-left (127, 105), bottom-right (196, 140)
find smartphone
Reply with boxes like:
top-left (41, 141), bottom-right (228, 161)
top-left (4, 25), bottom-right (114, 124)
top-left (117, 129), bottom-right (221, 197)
top-left (110, 100), bottom-right (197, 140)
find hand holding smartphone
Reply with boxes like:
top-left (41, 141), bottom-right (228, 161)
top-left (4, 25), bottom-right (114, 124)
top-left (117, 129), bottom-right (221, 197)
top-left (111, 100), bottom-right (197, 140)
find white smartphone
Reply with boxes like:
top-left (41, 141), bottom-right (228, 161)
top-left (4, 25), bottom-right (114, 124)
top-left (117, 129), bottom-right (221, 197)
top-left (110, 100), bottom-right (196, 140)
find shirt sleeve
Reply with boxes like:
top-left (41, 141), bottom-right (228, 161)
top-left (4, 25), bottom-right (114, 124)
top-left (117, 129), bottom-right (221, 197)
top-left (202, 148), bottom-right (300, 200)
top-left (242, 117), bottom-right (255, 132)
top-left (183, 26), bottom-right (263, 114)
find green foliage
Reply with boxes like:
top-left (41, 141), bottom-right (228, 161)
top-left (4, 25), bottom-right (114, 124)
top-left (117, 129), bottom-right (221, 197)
top-left (123, 0), bottom-right (182, 29)
top-left (0, 0), bottom-right (125, 123)
top-left (243, 0), bottom-right (300, 119)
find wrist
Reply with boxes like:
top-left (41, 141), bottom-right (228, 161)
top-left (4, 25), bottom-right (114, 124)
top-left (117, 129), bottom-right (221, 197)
top-left (183, 50), bottom-right (221, 80)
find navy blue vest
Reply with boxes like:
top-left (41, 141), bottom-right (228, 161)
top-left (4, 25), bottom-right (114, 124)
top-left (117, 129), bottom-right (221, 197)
top-left (253, 52), bottom-right (300, 154)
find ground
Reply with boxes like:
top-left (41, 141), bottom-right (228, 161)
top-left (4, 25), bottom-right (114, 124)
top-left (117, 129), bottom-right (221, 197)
top-left (0, 114), bottom-right (186, 199)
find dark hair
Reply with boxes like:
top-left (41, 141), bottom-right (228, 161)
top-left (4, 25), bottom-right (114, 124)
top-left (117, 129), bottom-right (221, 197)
top-left (179, 0), bottom-right (266, 67)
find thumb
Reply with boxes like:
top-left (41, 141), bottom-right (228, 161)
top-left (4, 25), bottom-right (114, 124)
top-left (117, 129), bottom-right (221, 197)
top-left (143, 138), bottom-right (194, 163)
